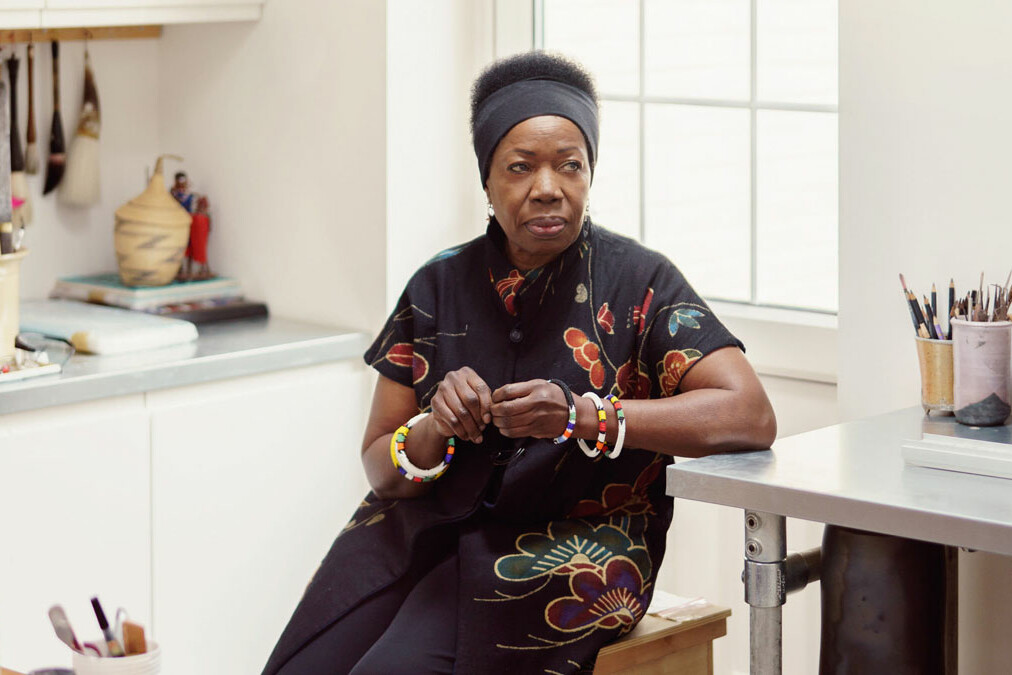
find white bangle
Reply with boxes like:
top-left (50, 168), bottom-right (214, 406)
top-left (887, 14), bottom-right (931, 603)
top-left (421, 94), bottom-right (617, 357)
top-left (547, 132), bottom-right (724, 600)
top-left (577, 392), bottom-right (607, 458)
top-left (390, 412), bottom-right (455, 481)
top-left (602, 394), bottom-right (626, 459)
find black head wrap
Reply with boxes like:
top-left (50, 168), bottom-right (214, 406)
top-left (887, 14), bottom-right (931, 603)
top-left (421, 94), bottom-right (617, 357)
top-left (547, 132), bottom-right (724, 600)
top-left (472, 78), bottom-right (599, 187)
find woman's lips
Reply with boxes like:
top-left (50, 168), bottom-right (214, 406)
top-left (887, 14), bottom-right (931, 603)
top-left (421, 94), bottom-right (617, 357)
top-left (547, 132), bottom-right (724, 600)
top-left (523, 216), bottom-right (567, 238)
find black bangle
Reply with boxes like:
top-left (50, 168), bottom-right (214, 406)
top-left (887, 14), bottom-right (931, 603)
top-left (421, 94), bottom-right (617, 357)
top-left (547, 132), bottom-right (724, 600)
top-left (547, 378), bottom-right (577, 444)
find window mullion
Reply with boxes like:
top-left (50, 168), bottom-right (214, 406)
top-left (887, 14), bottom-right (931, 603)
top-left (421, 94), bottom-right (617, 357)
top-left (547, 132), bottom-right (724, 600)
top-left (749, 0), bottom-right (758, 306)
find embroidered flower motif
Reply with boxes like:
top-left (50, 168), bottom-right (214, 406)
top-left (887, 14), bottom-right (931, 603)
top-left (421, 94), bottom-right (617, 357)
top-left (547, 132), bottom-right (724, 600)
top-left (631, 288), bottom-right (654, 335)
top-left (668, 307), bottom-right (704, 337)
top-left (597, 303), bottom-right (615, 334)
top-left (384, 343), bottom-right (413, 369)
top-left (614, 358), bottom-right (651, 399)
top-left (575, 283), bottom-right (588, 304)
top-left (412, 352), bottom-right (429, 385)
top-left (546, 557), bottom-right (647, 633)
top-left (492, 268), bottom-right (526, 316)
top-left (564, 328), bottom-right (605, 389)
top-left (569, 456), bottom-right (664, 519)
top-left (495, 520), bottom-right (652, 583)
top-left (658, 348), bottom-right (703, 396)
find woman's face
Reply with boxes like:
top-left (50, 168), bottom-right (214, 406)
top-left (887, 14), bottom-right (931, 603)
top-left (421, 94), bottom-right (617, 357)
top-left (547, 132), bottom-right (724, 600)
top-left (484, 115), bottom-right (591, 271)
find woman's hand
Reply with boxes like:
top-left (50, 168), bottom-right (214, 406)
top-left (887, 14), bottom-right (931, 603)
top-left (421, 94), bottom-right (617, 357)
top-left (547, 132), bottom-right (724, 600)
top-left (430, 367), bottom-right (493, 443)
top-left (490, 379), bottom-right (570, 439)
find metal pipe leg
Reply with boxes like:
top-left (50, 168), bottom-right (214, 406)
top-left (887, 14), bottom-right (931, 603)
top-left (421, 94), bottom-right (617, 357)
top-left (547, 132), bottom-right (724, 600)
top-left (743, 510), bottom-right (786, 675)
top-left (750, 606), bottom-right (783, 674)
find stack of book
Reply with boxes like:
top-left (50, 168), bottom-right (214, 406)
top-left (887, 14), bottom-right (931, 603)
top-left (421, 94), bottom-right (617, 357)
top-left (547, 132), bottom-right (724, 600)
top-left (50, 273), bottom-right (268, 325)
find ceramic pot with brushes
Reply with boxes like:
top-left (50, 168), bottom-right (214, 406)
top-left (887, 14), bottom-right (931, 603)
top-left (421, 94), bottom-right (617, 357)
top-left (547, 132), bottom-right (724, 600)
top-left (951, 318), bottom-right (1012, 426)
top-left (114, 155), bottom-right (191, 286)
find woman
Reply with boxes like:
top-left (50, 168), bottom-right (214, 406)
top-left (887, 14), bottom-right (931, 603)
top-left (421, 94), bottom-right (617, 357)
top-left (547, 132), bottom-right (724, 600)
top-left (263, 51), bottom-right (775, 675)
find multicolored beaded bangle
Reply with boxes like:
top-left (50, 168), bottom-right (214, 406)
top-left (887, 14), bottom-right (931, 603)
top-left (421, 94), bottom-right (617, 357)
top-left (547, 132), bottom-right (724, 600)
top-left (547, 379), bottom-right (577, 444)
top-left (602, 394), bottom-right (626, 459)
top-left (389, 412), bottom-right (456, 482)
top-left (577, 391), bottom-right (607, 458)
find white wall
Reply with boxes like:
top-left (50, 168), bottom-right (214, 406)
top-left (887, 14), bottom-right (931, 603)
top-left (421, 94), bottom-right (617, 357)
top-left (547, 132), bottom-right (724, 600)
top-left (839, 2), bottom-right (1012, 672)
top-left (385, 0), bottom-right (492, 310)
top-left (14, 39), bottom-right (161, 300)
top-left (158, 0), bottom-right (388, 332)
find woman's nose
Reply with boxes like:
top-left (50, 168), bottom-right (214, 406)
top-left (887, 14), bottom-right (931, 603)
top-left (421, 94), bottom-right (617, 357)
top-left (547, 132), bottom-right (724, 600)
top-left (531, 167), bottom-right (562, 202)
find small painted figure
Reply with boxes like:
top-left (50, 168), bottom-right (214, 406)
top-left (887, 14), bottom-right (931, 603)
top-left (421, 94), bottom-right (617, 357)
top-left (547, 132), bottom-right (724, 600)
top-left (184, 196), bottom-right (213, 280)
top-left (171, 171), bottom-right (197, 213)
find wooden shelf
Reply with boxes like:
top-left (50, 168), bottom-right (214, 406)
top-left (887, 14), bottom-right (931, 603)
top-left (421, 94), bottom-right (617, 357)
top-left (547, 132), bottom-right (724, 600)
top-left (0, 25), bottom-right (162, 44)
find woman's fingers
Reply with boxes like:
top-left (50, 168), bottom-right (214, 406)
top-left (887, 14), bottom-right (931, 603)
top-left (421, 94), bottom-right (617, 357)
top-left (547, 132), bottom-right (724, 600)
top-left (432, 368), bottom-right (493, 443)
top-left (431, 392), bottom-right (479, 442)
top-left (490, 379), bottom-right (567, 439)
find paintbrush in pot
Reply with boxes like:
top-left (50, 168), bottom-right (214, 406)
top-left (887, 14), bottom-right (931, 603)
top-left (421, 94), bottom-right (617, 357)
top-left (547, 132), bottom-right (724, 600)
top-left (48, 605), bottom-right (84, 653)
top-left (25, 43), bottom-right (39, 174)
top-left (61, 47), bottom-right (101, 206)
top-left (43, 41), bottom-right (66, 195)
top-left (7, 52), bottom-right (31, 228)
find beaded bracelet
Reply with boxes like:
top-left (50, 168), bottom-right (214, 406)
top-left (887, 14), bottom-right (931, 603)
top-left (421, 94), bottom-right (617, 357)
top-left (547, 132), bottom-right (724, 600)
top-left (547, 379), bottom-right (577, 444)
top-left (577, 391), bottom-right (607, 458)
top-left (390, 412), bottom-right (456, 482)
top-left (602, 394), bottom-right (626, 459)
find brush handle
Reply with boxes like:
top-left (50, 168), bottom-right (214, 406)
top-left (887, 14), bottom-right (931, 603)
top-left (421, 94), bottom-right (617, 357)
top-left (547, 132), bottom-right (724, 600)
top-left (51, 41), bottom-right (60, 111)
top-left (7, 56), bottom-right (24, 171)
top-left (26, 44), bottom-right (36, 142)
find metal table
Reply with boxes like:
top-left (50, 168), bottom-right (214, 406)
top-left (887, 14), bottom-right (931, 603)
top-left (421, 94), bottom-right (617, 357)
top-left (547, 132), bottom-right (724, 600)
top-left (666, 407), bottom-right (1012, 674)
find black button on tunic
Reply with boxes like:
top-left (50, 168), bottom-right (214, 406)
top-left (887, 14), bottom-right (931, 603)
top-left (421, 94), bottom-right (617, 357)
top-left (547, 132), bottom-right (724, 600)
top-left (262, 220), bottom-right (743, 675)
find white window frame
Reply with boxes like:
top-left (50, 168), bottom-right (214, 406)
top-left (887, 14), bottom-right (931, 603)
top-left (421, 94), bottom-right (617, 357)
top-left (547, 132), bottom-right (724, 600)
top-left (493, 0), bottom-right (837, 383)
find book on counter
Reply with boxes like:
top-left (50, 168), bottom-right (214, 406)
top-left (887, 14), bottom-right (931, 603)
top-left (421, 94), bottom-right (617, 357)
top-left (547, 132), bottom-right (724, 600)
top-left (51, 273), bottom-right (243, 310)
top-left (49, 273), bottom-right (268, 325)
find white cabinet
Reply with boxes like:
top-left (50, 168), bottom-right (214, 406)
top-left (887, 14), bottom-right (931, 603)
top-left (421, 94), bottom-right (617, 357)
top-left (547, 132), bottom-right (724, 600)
top-left (0, 359), bottom-right (370, 673)
top-left (147, 361), bottom-right (369, 675)
top-left (0, 396), bottom-right (152, 672)
top-left (0, 0), bottom-right (265, 29)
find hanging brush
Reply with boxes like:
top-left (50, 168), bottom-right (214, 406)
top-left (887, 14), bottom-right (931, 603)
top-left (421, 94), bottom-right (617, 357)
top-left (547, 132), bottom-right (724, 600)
top-left (60, 46), bottom-right (101, 206)
top-left (43, 40), bottom-right (66, 195)
top-left (24, 43), bottom-right (39, 175)
top-left (7, 51), bottom-right (31, 228)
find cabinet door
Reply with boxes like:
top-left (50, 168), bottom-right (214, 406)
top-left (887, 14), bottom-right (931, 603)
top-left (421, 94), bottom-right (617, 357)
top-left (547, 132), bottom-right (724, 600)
top-left (148, 361), bottom-right (370, 675)
top-left (0, 396), bottom-right (151, 672)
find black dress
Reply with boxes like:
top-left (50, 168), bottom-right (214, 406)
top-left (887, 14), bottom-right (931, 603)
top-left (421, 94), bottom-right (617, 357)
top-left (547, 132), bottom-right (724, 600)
top-left (262, 219), bottom-right (743, 675)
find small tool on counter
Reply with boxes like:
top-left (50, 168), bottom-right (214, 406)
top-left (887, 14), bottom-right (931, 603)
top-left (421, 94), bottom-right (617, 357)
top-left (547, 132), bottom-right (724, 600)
top-left (44, 41), bottom-right (66, 195)
top-left (61, 46), bottom-right (101, 207)
top-left (25, 43), bottom-right (39, 175)
top-left (122, 620), bottom-right (147, 655)
top-left (47, 605), bottom-right (83, 654)
top-left (7, 52), bottom-right (31, 228)
top-left (90, 596), bottom-right (125, 657)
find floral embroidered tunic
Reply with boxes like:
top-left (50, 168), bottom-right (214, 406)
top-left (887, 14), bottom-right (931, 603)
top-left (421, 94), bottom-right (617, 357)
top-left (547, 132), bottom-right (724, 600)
top-left (262, 220), bottom-right (742, 675)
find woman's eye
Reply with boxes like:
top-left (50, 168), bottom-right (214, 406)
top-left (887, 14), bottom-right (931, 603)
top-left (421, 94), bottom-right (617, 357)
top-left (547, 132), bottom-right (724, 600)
top-left (508, 163), bottom-right (529, 173)
top-left (562, 160), bottom-right (582, 171)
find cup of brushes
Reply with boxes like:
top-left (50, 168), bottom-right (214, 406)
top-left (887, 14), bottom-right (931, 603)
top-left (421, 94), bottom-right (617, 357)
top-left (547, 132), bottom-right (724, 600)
top-left (902, 273), bottom-right (1012, 426)
top-left (48, 600), bottom-right (159, 675)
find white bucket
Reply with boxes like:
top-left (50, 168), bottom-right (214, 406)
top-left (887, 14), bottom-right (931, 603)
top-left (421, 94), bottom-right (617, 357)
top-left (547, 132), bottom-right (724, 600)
top-left (71, 641), bottom-right (160, 675)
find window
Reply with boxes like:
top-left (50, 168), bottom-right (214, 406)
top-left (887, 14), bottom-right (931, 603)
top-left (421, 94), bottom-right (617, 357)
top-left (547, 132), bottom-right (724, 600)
top-left (538, 0), bottom-right (838, 313)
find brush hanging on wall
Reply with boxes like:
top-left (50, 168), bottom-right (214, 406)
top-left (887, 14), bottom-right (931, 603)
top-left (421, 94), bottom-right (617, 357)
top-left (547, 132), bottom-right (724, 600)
top-left (60, 44), bottom-right (101, 207)
top-left (7, 51), bottom-right (31, 227)
top-left (43, 41), bottom-right (66, 195)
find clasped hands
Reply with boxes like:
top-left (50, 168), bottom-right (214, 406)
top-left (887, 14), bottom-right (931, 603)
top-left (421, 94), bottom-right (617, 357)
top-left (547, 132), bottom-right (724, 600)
top-left (429, 367), bottom-right (569, 444)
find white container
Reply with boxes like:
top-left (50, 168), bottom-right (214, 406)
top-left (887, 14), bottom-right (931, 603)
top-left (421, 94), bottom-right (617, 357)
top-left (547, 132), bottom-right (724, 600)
top-left (72, 642), bottom-right (160, 675)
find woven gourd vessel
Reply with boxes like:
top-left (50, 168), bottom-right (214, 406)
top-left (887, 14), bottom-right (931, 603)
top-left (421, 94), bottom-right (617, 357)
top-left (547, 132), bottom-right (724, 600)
top-left (114, 154), bottom-right (190, 286)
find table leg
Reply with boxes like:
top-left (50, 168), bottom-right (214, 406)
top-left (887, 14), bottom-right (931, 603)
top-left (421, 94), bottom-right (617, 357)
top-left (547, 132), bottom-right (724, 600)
top-left (743, 510), bottom-right (786, 675)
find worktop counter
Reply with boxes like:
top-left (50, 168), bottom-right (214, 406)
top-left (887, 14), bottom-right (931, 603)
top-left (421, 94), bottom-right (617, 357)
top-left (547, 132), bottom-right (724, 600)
top-left (0, 316), bottom-right (371, 416)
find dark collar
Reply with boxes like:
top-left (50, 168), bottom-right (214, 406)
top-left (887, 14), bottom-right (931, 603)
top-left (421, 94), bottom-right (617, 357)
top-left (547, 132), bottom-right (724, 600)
top-left (484, 217), bottom-right (592, 319)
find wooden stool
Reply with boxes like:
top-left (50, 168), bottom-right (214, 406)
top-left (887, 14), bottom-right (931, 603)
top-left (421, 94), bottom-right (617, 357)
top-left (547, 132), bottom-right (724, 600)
top-left (594, 601), bottom-right (731, 675)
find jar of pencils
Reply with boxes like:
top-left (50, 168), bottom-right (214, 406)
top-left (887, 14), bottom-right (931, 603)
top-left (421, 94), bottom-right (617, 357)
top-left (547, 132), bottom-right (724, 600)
top-left (951, 319), bottom-right (1012, 426)
top-left (914, 336), bottom-right (954, 414)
